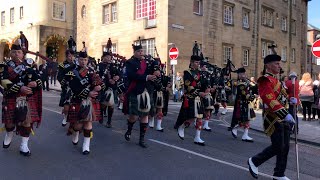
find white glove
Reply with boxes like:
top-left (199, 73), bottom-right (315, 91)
top-left (290, 97), bottom-right (297, 105)
top-left (284, 114), bottom-right (296, 124)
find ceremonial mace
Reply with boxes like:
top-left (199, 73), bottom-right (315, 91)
top-left (292, 76), bottom-right (300, 180)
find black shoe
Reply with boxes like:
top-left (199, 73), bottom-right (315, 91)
top-left (156, 128), bottom-right (164, 132)
top-left (20, 151), bottom-right (31, 157)
top-left (242, 139), bottom-right (254, 143)
top-left (62, 123), bottom-right (67, 127)
top-left (82, 150), bottom-right (90, 155)
top-left (105, 123), bottom-right (112, 128)
top-left (3, 142), bottom-right (10, 149)
top-left (139, 141), bottom-right (148, 148)
top-left (194, 142), bottom-right (205, 146)
top-left (125, 131), bottom-right (131, 141)
top-left (99, 119), bottom-right (104, 124)
top-left (72, 141), bottom-right (78, 145)
top-left (203, 128), bottom-right (212, 132)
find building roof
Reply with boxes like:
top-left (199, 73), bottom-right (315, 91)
top-left (308, 24), bottom-right (320, 31)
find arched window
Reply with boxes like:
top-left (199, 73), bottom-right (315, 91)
top-left (81, 5), bottom-right (86, 18)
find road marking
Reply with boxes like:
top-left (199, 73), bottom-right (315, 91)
top-left (149, 138), bottom-right (275, 179)
top-left (42, 107), bottom-right (320, 149)
top-left (42, 107), bottom-right (61, 114)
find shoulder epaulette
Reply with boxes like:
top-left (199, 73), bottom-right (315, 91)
top-left (59, 63), bottom-right (64, 68)
top-left (65, 71), bottom-right (75, 76)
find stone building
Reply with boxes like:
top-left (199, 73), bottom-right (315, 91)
top-left (0, 0), bottom-right (75, 63)
top-left (76, 0), bottom-right (310, 78)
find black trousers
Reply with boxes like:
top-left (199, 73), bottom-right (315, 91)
top-left (42, 77), bottom-right (49, 91)
top-left (301, 101), bottom-right (312, 118)
top-left (251, 122), bottom-right (290, 177)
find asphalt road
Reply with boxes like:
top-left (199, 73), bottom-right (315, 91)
top-left (0, 91), bottom-right (319, 180)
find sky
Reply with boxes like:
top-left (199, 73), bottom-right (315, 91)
top-left (308, 0), bottom-right (320, 28)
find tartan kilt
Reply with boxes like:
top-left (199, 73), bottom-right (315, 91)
top-left (2, 91), bottom-right (42, 124)
top-left (176, 96), bottom-right (204, 123)
top-left (2, 96), bottom-right (16, 124)
top-left (128, 94), bottom-right (150, 117)
top-left (67, 98), bottom-right (102, 123)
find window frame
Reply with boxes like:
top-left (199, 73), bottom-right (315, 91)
top-left (81, 5), bottom-right (86, 18)
top-left (223, 45), bottom-right (233, 64)
top-left (103, 2), bottom-right (118, 24)
top-left (193, 0), bottom-right (203, 16)
top-left (136, 0), bottom-right (156, 20)
top-left (20, 6), bottom-right (23, 19)
top-left (1, 11), bottom-right (5, 26)
top-left (223, 4), bottom-right (234, 25)
top-left (281, 47), bottom-right (287, 62)
top-left (111, 2), bottom-right (117, 22)
top-left (134, 38), bottom-right (156, 57)
top-left (52, 1), bottom-right (66, 21)
top-left (10, 8), bottom-right (14, 23)
top-left (261, 6), bottom-right (274, 28)
top-left (291, 48), bottom-right (296, 63)
top-left (281, 16), bottom-right (287, 32)
top-left (261, 40), bottom-right (274, 58)
top-left (242, 8), bottom-right (250, 29)
top-left (291, 19), bottom-right (296, 35)
top-left (243, 48), bottom-right (249, 66)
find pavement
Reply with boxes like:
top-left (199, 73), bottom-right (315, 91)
top-left (0, 91), bottom-right (319, 179)
top-left (50, 80), bottom-right (320, 146)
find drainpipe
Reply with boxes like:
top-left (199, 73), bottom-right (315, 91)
top-left (254, 0), bottom-right (260, 78)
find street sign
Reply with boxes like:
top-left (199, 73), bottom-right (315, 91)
top-left (169, 47), bottom-right (179, 60)
top-left (170, 59), bottom-right (177, 65)
top-left (312, 39), bottom-right (320, 58)
top-left (317, 58), bottom-right (320, 66)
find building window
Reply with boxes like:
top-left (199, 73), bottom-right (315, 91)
top-left (242, 10), bottom-right (249, 29)
top-left (103, 2), bottom-right (117, 24)
top-left (103, 43), bottom-right (117, 54)
top-left (281, 47), bottom-right (287, 62)
top-left (262, 41), bottom-right (267, 58)
top-left (81, 5), bottom-right (86, 18)
top-left (111, 3), bottom-right (117, 22)
top-left (20, 6), bottom-right (23, 19)
top-left (291, 48), bottom-right (295, 63)
top-left (243, 49), bottom-right (249, 66)
top-left (103, 5), bottom-right (110, 23)
top-left (224, 5), bottom-right (233, 25)
top-left (223, 45), bottom-right (232, 64)
top-left (262, 7), bottom-right (274, 27)
top-left (52, 1), bottom-right (66, 21)
top-left (193, 0), bottom-right (203, 15)
top-left (1, 11), bottom-right (5, 26)
top-left (281, 16), bottom-right (287, 31)
top-left (10, 8), bottom-right (14, 23)
top-left (134, 38), bottom-right (156, 57)
top-left (262, 41), bottom-right (273, 58)
top-left (136, 0), bottom-right (156, 20)
top-left (291, 19), bottom-right (296, 34)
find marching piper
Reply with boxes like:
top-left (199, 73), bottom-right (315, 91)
top-left (229, 67), bottom-right (255, 142)
top-left (66, 51), bottom-right (104, 155)
top-left (1, 42), bottom-right (43, 156)
top-left (174, 55), bottom-right (207, 146)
